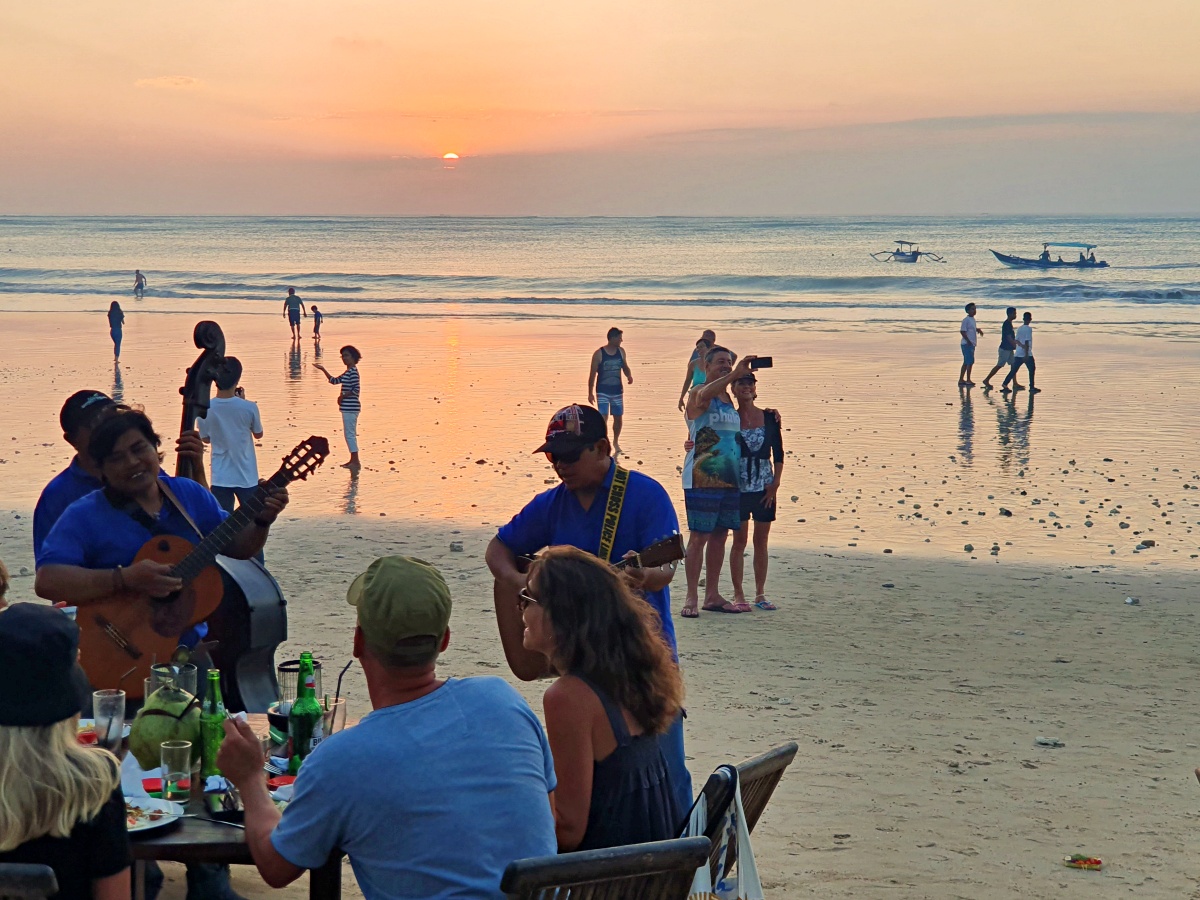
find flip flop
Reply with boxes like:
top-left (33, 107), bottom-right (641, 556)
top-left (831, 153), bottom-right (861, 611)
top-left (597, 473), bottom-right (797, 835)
top-left (733, 601), bottom-right (753, 613)
top-left (702, 601), bottom-right (743, 614)
top-left (755, 597), bottom-right (778, 611)
top-left (680, 605), bottom-right (700, 619)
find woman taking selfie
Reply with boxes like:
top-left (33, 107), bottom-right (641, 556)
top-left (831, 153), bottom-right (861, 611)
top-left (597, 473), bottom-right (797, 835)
top-left (0, 604), bottom-right (131, 900)
top-left (520, 547), bottom-right (684, 851)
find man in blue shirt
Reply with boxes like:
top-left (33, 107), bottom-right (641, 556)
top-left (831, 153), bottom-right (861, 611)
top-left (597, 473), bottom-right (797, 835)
top-left (216, 556), bottom-right (557, 900)
top-left (486, 404), bottom-right (692, 812)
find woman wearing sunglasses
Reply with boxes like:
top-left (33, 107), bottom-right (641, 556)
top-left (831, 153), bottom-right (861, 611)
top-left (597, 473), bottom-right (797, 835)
top-left (519, 546), bottom-right (683, 851)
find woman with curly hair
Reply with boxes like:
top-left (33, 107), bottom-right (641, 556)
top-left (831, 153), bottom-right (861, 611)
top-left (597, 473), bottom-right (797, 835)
top-left (0, 604), bottom-right (131, 900)
top-left (520, 546), bottom-right (684, 851)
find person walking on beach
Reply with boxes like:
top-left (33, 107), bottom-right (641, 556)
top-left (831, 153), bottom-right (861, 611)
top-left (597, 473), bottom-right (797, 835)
top-left (197, 357), bottom-right (264, 516)
top-left (283, 288), bottom-right (307, 340)
top-left (314, 345), bottom-right (362, 468)
top-left (107, 301), bottom-right (125, 362)
top-left (1003, 311), bottom-right (1040, 394)
top-left (729, 372), bottom-right (783, 611)
top-left (588, 327), bottom-right (633, 453)
top-left (982, 307), bottom-right (1020, 390)
top-left (485, 403), bottom-right (692, 814)
top-left (311, 305), bottom-right (323, 340)
top-left (959, 303), bottom-right (983, 386)
top-left (682, 347), bottom-right (756, 617)
top-left (677, 330), bottom-right (716, 411)
top-left (133, 270), bottom-right (146, 299)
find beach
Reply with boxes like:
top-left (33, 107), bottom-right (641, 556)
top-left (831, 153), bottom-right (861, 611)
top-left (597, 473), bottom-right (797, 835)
top-left (2, 299), bottom-right (1200, 897)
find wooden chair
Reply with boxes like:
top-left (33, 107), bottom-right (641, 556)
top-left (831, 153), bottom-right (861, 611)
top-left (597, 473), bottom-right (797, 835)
top-left (0, 864), bottom-right (58, 900)
top-left (501, 836), bottom-right (711, 900)
top-left (735, 741), bottom-right (798, 833)
top-left (680, 764), bottom-right (737, 881)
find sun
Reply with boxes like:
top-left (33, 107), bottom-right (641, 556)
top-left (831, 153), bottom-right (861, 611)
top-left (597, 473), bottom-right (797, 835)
top-left (442, 153), bottom-right (459, 160)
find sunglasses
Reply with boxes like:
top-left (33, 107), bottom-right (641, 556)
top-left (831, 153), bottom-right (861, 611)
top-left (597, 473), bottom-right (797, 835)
top-left (517, 587), bottom-right (540, 611)
top-left (545, 444), bottom-right (590, 465)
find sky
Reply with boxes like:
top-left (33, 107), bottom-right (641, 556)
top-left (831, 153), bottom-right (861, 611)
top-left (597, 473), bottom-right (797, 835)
top-left (2, 0), bottom-right (1198, 215)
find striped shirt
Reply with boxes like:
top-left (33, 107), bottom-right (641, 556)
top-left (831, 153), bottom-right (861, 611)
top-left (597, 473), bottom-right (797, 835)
top-left (329, 366), bottom-right (361, 411)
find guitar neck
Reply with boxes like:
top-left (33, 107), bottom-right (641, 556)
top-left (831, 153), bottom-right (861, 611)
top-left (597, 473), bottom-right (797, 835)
top-left (170, 470), bottom-right (286, 582)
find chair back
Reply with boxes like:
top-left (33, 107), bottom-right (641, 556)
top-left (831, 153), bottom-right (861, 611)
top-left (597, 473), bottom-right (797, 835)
top-left (501, 836), bottom-right (711, 900)
top-left (679, 764), bottom-right (737, 881)
top-left (735, 741), bottom-right (799, 833)
top-left (0, 864), bottom-right (58, 900)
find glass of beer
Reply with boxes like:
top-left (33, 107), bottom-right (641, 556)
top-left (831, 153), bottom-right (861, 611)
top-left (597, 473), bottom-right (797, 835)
top-left (161, 741), bottom-right (193, 802)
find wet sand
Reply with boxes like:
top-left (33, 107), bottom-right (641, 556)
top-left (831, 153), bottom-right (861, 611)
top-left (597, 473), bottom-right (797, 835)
top-left (2, 309), bottom-right (1200, 897)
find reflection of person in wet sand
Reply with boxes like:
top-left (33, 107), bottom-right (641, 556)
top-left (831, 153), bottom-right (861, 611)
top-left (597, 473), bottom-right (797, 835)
top-left (957, 384), bottom-right (974, 466)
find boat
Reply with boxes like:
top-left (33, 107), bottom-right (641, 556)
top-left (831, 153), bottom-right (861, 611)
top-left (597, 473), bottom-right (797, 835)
top-left (990, 242), bottom-right (1108, 269)
top-left (871, 240), bottom-right (945, 263)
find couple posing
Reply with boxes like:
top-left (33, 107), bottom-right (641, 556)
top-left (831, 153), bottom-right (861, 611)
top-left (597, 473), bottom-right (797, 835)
top-left (681, 346), bottom-right (784, 617)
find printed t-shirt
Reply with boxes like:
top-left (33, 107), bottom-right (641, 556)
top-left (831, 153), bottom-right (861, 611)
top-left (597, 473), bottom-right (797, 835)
top-left (960, 316), bottom-right (977, 347)
top-left (271, 677), bottom-right (557, 900)
top-left (1015, 324), bottom-right (1033, 358)
top-left (596, 348), bottom-right (624, 395)
top-left (198, 396), bottom-right (263, 489)
top-left (683, 396), bottom-right (740, 492)
top-left (496, 459), bottom-right (680, 654)
top-left (0, 786), bottom-right (131, 900)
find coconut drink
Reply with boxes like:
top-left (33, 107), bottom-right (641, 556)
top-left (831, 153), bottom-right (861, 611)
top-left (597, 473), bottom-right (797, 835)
top-left (128, 683), bottom-right (202, 769)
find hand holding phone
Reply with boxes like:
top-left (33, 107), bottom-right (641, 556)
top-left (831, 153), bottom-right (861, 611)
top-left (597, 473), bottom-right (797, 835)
top-left (749, 357), bottom-right (773, 370)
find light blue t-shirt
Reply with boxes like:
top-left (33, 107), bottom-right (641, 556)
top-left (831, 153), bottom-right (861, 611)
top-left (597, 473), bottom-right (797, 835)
top-left (271, 677), bottom-right (558, 900)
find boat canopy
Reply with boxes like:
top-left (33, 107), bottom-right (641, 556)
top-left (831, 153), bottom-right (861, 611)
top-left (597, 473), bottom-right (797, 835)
top-left (1042, 242), bottom-right (1097, 250)
top-left (895, 240), bottom-right (916, 246)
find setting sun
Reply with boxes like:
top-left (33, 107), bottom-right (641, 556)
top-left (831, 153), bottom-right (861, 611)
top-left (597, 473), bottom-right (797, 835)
top-left (443, 153), bottom-right (459, 160)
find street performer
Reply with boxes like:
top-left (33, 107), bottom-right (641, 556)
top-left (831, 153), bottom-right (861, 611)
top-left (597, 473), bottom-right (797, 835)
top-left (485, 404), bottom-right (692, 813)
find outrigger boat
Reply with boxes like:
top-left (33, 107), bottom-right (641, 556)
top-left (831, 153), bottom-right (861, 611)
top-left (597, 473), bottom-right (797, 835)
top-left (871, 240), bottom-right (945, 263)
top-left (990, 242), bottom-right (1108, 269)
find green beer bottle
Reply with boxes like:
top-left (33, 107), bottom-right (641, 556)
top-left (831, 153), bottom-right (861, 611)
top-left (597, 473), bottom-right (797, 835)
top-left (199, 669), bottom-right (227, 778)
top-left (287, 653), bottom-right (324, 774)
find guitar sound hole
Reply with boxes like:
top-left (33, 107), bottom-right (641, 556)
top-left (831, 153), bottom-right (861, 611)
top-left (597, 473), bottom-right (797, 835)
top-left (157, 540), bottom-right (171, 552)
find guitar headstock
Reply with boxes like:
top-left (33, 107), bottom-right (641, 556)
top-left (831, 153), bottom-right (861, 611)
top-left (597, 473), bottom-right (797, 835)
top-left (629, 534), bottom-right (685, 569)
top-left (280, 436), bottom-right (330, 482)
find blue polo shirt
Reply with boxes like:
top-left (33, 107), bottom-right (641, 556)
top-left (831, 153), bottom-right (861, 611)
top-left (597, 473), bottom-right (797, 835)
top-left (33, 458), bottom-right (102, 564)
top-left (40, 476), bottom-right (228, 570)
top-left (496, 459), bottom-right (680, 654)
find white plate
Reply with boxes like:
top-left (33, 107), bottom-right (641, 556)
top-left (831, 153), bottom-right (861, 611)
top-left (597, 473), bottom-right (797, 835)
top-left (125, 797), bottom-right (184, 833)
top-left (78, 718), bottom-right (133, 739)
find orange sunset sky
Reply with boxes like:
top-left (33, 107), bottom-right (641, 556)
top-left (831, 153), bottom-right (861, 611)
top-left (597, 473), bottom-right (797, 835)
top-left (2, 0), bottom-right (1198, 214)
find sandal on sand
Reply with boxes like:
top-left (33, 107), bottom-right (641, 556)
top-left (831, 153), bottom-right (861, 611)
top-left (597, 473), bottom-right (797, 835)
top-left (755, 596), bottom-right (779, 611)
top-left (702, 601), bottom-right (743, 614)
top-left (733, 601), bottom-right (753, 613)
top-left (680, 604), bottom-right (700, 619)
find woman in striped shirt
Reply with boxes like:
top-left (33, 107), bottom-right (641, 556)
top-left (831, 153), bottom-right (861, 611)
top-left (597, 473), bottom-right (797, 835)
top-left (314, 345), bottom-right (362, 469)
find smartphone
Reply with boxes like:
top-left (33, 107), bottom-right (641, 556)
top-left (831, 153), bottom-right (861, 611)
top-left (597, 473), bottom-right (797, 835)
top-left (749, 357), bottom-right (773, 370)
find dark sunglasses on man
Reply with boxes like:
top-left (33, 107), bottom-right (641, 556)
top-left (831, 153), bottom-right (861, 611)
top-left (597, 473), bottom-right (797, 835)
top-left (545, 444), bottom-right (592, 465)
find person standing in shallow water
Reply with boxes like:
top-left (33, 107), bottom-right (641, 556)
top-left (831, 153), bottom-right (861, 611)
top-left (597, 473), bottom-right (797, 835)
top-left (107, 301), bottom-right (124, 362)
top-left (133, 270), bottom-right (146, 299)
top-left (283, 288), bottom-right (307, 340)
top-left (314, 346), bottom-right (362, 469)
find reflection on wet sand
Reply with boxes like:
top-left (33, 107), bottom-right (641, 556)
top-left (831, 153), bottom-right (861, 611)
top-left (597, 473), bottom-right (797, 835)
top-left (112, 362), bottom-right (124, 404)
top-left (988, 390), bottom-right (1035, 473)
top-left (956, 385), bottom-right (974, 467)
top-left (343, 469), bottom-right (360, 515)
top-left (288, 342), bottom-right (303, 380)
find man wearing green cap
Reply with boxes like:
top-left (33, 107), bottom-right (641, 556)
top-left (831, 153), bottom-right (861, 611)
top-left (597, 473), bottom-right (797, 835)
top-left (218, 556), bottom-right (558, 900)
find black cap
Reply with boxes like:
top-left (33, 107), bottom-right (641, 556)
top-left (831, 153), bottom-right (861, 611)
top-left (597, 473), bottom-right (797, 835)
top-left (0, 604), bottom-right (91, 727)
top-left (534, 404), bottom-right (608, 454)
top-left (59, 390), bottom-right (115, 437)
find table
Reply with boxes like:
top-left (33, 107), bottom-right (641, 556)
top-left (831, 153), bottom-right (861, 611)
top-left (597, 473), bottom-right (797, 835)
top-left (128, 715), bottom-right (344, 900)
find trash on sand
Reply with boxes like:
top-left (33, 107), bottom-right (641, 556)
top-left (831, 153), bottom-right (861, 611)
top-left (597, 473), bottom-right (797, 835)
top-left (1125, 597), bottom-right (1140, 605)
top-left (1035, 737), bottom-right (1065, 748)
top-left (1063, 854), bottom-right (1103, 870)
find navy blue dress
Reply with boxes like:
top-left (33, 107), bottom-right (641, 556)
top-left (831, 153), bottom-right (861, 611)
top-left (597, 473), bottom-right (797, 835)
top-left (574, 674), bottom-right (681, 851)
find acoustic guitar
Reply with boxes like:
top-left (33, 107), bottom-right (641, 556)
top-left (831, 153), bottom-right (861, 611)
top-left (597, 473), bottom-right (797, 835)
top-left (77, 436), bottom-right (329, 697)
top-left (495, 534), bottom-right (687, 681)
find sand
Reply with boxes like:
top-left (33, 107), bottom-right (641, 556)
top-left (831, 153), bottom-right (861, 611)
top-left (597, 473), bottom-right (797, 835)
top-left (3, 309), bottom-right (1200, 897)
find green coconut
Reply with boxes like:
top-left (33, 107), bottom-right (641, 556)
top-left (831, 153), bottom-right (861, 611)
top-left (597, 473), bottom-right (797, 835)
top-left (128, 684), bottom-right (202, 769)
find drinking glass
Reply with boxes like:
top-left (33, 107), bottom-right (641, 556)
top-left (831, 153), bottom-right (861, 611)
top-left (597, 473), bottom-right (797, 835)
top-left (151, 663), bottom-right (197, 696)
top-left (161, 741), bottom-right (193, 802)
top-left (92, 690), bottom-right (125, 754)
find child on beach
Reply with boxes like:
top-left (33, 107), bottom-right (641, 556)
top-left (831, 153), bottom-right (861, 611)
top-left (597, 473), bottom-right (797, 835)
top-left (313, 346), bottom-right (362, 468)
top-left (312, 306), bottom-right (323, 339)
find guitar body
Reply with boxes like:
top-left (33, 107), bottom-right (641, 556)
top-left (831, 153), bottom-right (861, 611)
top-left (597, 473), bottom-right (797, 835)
top-left (77, 535), bottom-right (225, 698)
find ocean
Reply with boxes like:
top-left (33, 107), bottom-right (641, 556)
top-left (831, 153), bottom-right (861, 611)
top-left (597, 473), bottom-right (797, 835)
top-left (2, 216), bottom-right (1199, 334)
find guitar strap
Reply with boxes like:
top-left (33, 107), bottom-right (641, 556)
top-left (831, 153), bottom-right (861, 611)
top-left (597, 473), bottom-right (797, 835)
top-left (105, 478), bottom-right (204, 541)
top-left (157, 479), bottom-right (205, 540)
top-left (598, 466), bottom-right (630, 564)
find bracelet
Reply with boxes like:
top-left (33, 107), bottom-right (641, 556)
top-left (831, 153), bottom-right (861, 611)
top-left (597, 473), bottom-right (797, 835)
top-left (112, 566), bottom-right (126, 591)
top-left (254, 517), bottom-right (273, 528)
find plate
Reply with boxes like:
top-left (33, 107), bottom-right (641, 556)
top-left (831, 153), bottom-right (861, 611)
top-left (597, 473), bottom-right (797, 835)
top-left (125, 797), bottom-right (184, 833)
top-left (78, 719), bottom-right (132, 739)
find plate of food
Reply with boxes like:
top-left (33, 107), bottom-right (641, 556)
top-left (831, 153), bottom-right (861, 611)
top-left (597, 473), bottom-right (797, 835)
top-left (125, 798), bottom-right (184, 833)
top-left (78, 719), bottom-right (132, 741)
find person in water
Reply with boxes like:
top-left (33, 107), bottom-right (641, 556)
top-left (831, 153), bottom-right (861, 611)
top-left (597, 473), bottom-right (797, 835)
top-left (133, 270), bottom-right (146, 299)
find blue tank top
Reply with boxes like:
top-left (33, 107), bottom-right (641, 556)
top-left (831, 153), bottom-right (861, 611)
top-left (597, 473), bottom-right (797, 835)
top-left (597, 348), bottom-right (624, 394)
top-left (682, 396), bottom-right (740, 490)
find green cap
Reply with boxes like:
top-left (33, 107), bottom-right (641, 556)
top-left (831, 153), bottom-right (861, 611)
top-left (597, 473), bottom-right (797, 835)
top-left (346, 556), bottom-right (452, 656)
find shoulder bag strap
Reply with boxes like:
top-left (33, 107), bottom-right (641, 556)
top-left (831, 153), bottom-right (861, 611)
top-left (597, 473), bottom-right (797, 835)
top-left (598, 466), bottom-right (630, 564)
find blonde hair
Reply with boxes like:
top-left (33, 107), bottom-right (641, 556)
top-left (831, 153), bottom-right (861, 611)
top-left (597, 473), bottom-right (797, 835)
top-left (0, 717), bottom-right (120, 851)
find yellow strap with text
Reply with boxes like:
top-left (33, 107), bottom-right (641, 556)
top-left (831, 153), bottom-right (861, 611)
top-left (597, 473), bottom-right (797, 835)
top-left (598, 466), bottom-right (630, 564)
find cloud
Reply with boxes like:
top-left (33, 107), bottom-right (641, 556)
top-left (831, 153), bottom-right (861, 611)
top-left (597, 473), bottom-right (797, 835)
top-left (135, 75), bottom-right (202, 91)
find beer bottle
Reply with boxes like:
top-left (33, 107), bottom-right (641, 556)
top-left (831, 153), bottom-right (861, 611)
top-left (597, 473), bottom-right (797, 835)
top-left (199, 669), bottom-right (227, 778)
top-left (287, 653), bottom-right (324, 774)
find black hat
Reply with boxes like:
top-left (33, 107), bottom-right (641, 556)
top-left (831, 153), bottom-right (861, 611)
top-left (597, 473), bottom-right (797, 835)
top-left (534, 404), bottom-right (608, 455)
top-left (59, 390), bottom-right (115, 437)
top-left (0, 604), bottom-right (91, 727)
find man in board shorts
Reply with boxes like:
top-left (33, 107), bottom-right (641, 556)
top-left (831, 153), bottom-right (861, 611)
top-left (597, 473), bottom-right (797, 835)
top-left (283, 288), bottom-right (307, 340)
top-left (587, 327), bottom-right (633, 452)
top-left (982, 307), bottom-right (1020, 390)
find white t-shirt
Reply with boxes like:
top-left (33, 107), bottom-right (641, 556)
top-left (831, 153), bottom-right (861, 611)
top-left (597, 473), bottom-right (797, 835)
top-left (1015, 323), bottom-right (1033, 358)
top-left (960, 315), bottom-right (977, 347)
top-left (197, 396), bottom-right (263, 488)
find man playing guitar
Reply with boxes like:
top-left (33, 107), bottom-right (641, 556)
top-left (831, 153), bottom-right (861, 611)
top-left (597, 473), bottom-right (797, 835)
top-left (485, 403), bottom-right (692, 812)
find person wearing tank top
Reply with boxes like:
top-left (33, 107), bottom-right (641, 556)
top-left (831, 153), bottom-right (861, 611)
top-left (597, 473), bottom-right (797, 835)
top-left (677, 329), bottom-right (716, 411)
top-left (681, 346), bottom-right (758, 618)
top-left (588, 327), bottom-right (633, 451)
